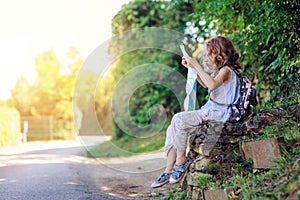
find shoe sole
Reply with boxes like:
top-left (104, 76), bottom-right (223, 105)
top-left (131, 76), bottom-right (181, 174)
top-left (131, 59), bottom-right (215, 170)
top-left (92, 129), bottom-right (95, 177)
top-left (169, 160), bottom-right (191, 184)
top-left (151, 179), bottom-right (169, 188)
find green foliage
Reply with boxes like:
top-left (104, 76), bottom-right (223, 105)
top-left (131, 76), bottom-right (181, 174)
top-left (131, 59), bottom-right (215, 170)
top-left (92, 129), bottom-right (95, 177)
top-left (148, 187), bottom-right (188, 200)
top-left (111, 0), bottom-right (192, 35)
top-left (129, 83), bottom-right (180, 126)
top-left (11, 47), bottom-right (83, 140)
top-left (197, 175), bottom-right (210, 188)
top-left (191, 0), bottom-right (300, 108)
top-left (104, 0), bottom-right (300, 142)
top-left (206, 123), bottom-right (299, 199)
top-left (108, 1), bottom-right (194, 139)
top-left (12, 48), bottom-right (83, 119)
top-left (0, 107), bottom-right (21, 147)
top-left (11, 77), bottom-right (34, 116)
top-left (258, 121), bottom-right (299, 141)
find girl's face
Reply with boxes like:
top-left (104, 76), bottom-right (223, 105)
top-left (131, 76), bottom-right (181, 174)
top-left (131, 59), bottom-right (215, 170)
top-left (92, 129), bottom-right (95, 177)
top-left (203, 54), bottom-right (214, 69)
top-left (203, 46), bottom-right (218, 70)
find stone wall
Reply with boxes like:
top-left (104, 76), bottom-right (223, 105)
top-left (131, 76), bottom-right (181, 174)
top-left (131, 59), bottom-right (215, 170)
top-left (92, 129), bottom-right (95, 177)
top-left (183, 104), bottom-right (300, 200)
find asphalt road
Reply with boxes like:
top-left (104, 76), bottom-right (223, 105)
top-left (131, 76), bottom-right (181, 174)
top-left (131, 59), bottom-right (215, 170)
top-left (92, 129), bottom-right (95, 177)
top-left (0, 139), bottom-right (122, 200)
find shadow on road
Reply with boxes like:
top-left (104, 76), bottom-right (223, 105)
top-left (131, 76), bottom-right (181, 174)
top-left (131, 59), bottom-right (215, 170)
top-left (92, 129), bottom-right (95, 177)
top-left (0, 139), bottom-right (174, 199)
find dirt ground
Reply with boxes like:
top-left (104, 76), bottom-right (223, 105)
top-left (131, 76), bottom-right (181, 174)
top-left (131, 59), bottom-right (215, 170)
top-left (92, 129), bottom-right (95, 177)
top-left (87, 150), bottom-right (178, 199)
top-left (77, 136), bottom-right (181, 199)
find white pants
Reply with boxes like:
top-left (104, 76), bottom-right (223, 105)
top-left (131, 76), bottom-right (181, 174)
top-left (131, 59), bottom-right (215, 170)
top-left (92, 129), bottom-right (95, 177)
top-left (165, 108), bottom-right (211, 154)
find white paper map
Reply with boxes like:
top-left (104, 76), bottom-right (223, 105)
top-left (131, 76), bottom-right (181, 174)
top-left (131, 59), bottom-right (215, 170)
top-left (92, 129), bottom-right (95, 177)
top-left (180, 44), bottom-right (197, 111)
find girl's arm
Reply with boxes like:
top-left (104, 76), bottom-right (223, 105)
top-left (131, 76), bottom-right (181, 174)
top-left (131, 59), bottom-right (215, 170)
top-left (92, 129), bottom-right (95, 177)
top-left (182, 57), bottom-right (207, 88)
top-left (187, 57), bottom-right (230, 90)
top-left (197, 75), bottom-right (208, 88)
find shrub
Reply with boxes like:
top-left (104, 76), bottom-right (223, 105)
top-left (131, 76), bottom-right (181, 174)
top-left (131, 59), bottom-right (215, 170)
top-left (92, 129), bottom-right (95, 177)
top-left (0, 107), bottom-right (21, 147)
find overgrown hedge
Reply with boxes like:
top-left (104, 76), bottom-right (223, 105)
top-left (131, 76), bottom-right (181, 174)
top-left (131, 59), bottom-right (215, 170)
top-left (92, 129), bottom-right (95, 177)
top-left (104, 0), bottom-right (300, 139)
top-left (0, 107), bottom-right (21, 147)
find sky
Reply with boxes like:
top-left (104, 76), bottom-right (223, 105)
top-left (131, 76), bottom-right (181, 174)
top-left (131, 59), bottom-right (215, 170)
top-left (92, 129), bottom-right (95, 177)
top-left (0, 0), bottom-right (129, 100)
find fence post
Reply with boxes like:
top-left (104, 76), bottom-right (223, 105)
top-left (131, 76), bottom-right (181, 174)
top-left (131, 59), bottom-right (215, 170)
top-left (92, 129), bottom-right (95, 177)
top-left (49, 116), bottom-right (54, 140)
top-left (23, 120), bottom-right (28, 143)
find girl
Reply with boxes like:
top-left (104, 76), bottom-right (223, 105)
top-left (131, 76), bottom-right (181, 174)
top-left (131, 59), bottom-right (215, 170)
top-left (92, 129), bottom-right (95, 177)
top-left (151, 36), bottom-right (242, 188)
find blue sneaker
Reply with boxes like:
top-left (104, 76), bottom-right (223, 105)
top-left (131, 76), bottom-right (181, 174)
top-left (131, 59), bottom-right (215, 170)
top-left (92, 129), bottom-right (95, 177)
top-left (151, 172), bottom-right (171, 188)
top-left (169, 157), bottom-right (191, 184)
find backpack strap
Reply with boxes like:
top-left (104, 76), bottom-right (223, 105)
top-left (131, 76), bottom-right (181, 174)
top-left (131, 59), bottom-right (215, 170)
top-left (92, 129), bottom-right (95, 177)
top-left (210, 98), bottom-right (231, 106)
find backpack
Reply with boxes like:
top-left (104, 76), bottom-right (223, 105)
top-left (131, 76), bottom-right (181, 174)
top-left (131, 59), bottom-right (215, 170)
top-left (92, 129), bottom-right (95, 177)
top-left (228, 76), bottom-right (257, 123)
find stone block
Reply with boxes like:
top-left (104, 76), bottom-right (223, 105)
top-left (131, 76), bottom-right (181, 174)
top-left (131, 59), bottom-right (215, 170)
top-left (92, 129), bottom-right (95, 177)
top-left (206, 121), bottom-right (225, 131)
top-left (243, 138), bottom-right (282, 168)
top-left (192, 187), bottom-right (204, 200)
top-left (186, 172), bottom-right (212, 187)
top-left (194, 143), bottom-right (216, 156)
top-left (194, 157), bottom-right (210, 171)
top-left (187, 186), bottom-right (193, 198)
top-left (204, 133), bottom-right (221, 142)
top-left (204, 188), bottom-right (233, 200)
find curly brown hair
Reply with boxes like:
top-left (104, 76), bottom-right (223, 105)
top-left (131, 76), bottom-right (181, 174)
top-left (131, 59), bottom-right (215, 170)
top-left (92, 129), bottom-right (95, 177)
top-left (205, 36), bottom-right (242, 75)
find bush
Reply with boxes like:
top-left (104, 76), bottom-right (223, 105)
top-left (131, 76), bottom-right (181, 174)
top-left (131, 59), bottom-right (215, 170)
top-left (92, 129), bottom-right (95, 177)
top-left (0, 107), bottom-right (21, 147)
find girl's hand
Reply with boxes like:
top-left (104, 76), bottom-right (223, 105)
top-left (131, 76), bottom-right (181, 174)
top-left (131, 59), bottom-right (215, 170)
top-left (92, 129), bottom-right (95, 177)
top-left (181, 57), bottom-right (189, 68)
top-left (186, 57), bottom-right (201, 69)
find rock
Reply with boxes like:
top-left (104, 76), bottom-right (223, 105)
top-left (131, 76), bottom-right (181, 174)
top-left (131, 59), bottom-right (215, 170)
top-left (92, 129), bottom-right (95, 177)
top-left (243, 137), bottom-right (284, 168)
top-left (192, 187), bottom-right (204, 200)
top-left (204, 188), bottom-right (234, 200)
top-left (186, 172), bottom-right (212, 187)
top-left (184, 104), bottom-right (299, 199)
top-left (194, 143), bottom-right (216, 156)
top-left (194, 157), bottom-right (210, 171)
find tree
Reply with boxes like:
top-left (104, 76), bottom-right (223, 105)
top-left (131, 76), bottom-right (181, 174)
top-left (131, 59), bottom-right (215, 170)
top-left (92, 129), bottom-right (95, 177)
top-left (32, 49), bottom-right (61, 116)
top-left (106, 0), bottom-right (196, 138)
top-left (190, 0), bottom-right (300, 107)
top-left (12, 48), bottom-right (83, 121)
top-left (11, 77), bottom-right (34, 116)
top-left (102, 0), bottom-right (300, 140)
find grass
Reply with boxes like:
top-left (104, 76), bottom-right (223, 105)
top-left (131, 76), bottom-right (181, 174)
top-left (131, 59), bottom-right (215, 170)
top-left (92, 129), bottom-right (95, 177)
top-left (88, 104), bottom-right (300, 199)
top-left (206, 122), bottom-right (300, 200)
top-left (87, 130), bottom-right (166, 158)
top-left (147, 186), bottom-right (188, 200)
top-left (155, 116), bottom-right (299, 199)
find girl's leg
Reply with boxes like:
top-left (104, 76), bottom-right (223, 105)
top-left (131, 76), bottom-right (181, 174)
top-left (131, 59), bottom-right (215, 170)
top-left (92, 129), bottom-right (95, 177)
top-left (151, 109), bottom-right (210, 187)
top-left (176, 149), bottom-right (186, 164)
top-left (165, 147), bottom-right (176, 173)
top-left (170, 109), bottom-right (210, 155)
top-left (169, 148), bottom-right (191, 184)
top-left (167, 110), bottom-right (210, 184)
top-left (151, 147), bottom-right (175, 188)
